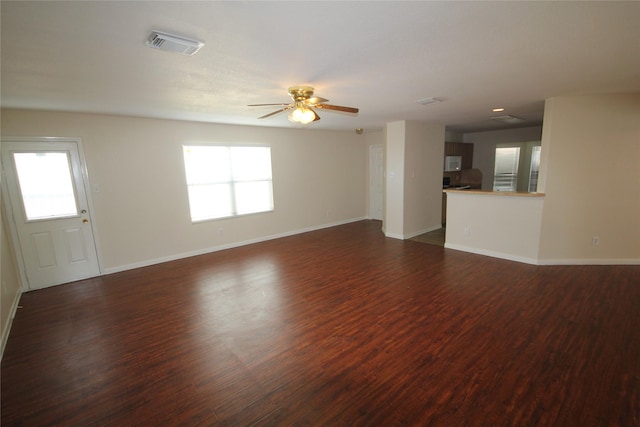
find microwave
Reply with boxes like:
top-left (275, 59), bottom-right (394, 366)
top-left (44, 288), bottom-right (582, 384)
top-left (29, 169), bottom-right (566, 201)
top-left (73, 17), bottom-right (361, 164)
top-left (444, 156), bottom-right (462, 172)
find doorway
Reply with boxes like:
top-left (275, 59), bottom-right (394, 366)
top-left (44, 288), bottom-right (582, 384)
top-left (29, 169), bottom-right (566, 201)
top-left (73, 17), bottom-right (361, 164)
top-left (2, 138), bottom-right (101, 290)
top-left (369, 144), bottom-right (384, 220)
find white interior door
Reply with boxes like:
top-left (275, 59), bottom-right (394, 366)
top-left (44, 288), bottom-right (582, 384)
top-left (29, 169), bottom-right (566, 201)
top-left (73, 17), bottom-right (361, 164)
top-left (369, 144), bottom-right (384, 220)
top-left (2, 139), bottom-right (100, 290)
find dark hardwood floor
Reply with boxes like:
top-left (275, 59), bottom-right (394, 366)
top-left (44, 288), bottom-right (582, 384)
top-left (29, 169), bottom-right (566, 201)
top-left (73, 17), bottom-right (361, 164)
top-left (2, 220), bottom-right (639, 426)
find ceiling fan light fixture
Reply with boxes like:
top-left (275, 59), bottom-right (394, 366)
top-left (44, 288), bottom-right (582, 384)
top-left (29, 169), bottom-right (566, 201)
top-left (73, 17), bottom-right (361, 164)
top-left (289, 105), bottom-right (316, 124)
top-left (249, 86), bottom-right (357, 124)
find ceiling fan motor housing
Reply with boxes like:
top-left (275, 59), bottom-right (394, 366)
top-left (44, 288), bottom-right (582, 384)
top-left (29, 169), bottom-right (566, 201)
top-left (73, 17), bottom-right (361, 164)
top-left (288, 86), bottom-right (314, 101)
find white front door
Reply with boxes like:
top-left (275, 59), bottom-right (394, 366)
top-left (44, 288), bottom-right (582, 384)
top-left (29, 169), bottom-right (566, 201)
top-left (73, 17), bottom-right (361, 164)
top-left (2, 138), bottom-right (100, 290)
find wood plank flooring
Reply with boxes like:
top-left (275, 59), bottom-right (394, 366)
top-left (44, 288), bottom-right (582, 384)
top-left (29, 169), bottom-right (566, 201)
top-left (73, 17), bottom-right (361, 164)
top-left (410, 227), bottom-right (445, 246)
top-left (2, 220), bottom-right (639, 426)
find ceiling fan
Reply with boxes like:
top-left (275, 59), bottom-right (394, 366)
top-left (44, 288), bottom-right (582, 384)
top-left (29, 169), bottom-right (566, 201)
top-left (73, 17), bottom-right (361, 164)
top-left (248, 86), bottom-right (359, 124)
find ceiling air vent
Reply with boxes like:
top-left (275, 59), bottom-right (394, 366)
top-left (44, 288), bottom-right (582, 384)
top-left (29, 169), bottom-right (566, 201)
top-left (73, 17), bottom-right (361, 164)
top-left (491, 115), bottom-right (525, 124)
top-left (416, 97), bottom-right (443, 106)
top-left (146, 31), bottom-right (204, 56)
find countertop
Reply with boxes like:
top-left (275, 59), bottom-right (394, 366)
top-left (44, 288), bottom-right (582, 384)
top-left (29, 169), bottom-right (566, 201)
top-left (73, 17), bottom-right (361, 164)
top-left (443, 189), bottom-right (545, 197)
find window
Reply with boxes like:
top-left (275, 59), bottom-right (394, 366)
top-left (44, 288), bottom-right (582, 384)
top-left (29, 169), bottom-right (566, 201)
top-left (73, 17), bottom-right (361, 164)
top-left (183, 145), bottom-right (273, 222)
top-left (13, 152), bottom-right (78, 220)
top-left (492, 147), bottom-right (520, 191)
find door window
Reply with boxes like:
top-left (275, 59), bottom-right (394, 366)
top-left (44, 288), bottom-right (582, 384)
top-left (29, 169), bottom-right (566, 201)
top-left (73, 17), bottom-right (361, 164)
top-left (13, 152), bottom-right (78, 220)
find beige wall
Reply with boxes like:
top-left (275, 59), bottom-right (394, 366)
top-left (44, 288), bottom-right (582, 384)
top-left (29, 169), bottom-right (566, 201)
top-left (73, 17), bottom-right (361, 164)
top-left (364, 130), bottom-right (384, 220)
top-left (384, 120), bottom-right (445, 239)
top-left (538, 93), bottom-right (640, 263)
top-left (1, 210), bottom-right (22, 356)
top-left (1, 109), bottom-right (368, 272)
top-left (403, 121), bottom-right (445, 237)
top-left (445, 192), bottom-right (544, 264)
top-left (384, 122), bottom-right (405, 238)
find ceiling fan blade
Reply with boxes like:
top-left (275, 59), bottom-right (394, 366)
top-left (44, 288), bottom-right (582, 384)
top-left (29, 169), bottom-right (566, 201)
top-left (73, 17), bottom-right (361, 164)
top-left (258, 106), bottom-right (293, 119)
top-left (306, 97), bottom-right (329, 105)
top-left (315, 104), bottom-right (359, 114)
top-left (312, 108), bottom-right (321, 122)
top-left (248, 103), bottom-right (291, 107)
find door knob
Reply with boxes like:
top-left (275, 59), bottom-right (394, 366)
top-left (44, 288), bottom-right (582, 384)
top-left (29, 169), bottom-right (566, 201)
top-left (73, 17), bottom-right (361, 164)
top-left (82, 219), bottom-right (89, 224)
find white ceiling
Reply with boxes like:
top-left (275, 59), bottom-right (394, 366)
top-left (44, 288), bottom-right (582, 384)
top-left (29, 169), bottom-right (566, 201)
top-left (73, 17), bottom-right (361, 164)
top-left (2, 1), bottom-right (639, 133)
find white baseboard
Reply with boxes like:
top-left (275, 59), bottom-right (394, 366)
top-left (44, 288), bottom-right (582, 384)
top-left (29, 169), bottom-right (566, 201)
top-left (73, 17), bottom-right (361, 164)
top-left (384, 232), bottom-right (404, 240)
top-left (537, 258), bottom-right (640, 266)
top-left (445, 243), bottom-right (640, 266)
top-left (444, 243), bottom-right (539, 265)
top-left (404, 224), bottom-right (442, 240)
top-left (1, 289), bottom-right (22, 360)
top-left (385, 224), bottom-right (442, 240)
top-left (103, 217), bottom-right (368, 275)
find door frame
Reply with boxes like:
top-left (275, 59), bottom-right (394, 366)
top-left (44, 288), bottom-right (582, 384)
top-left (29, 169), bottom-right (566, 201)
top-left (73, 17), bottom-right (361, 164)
top-left (1, 136), bottom-right (103, 290)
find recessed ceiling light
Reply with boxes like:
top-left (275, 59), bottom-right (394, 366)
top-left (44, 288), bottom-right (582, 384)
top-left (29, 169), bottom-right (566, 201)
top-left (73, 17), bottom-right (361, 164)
top-left (492, 108), bottom-right (505, 112)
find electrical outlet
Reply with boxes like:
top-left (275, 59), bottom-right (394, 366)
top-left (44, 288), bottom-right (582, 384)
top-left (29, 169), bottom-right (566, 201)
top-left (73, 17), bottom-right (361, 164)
top-left (592, 236), bottom-right (600, 246)
top-left (464, 227), bottom-right (470, 237)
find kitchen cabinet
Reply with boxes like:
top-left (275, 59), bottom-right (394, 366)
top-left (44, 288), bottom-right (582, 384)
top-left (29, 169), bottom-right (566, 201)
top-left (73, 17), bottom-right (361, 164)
top-left (443, 142), bottom-right (474, 189)
top-left (444, 142), bottom-right (473, 169)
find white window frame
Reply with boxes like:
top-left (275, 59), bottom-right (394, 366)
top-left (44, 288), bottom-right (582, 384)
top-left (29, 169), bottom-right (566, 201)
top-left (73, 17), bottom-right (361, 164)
top-left (183, 144), bottom-right (274, 222)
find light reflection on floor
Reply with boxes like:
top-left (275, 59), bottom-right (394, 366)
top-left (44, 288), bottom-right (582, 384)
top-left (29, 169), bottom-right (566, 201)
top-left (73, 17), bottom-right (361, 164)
top-left (194, 255), bottom-right (288, 363)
